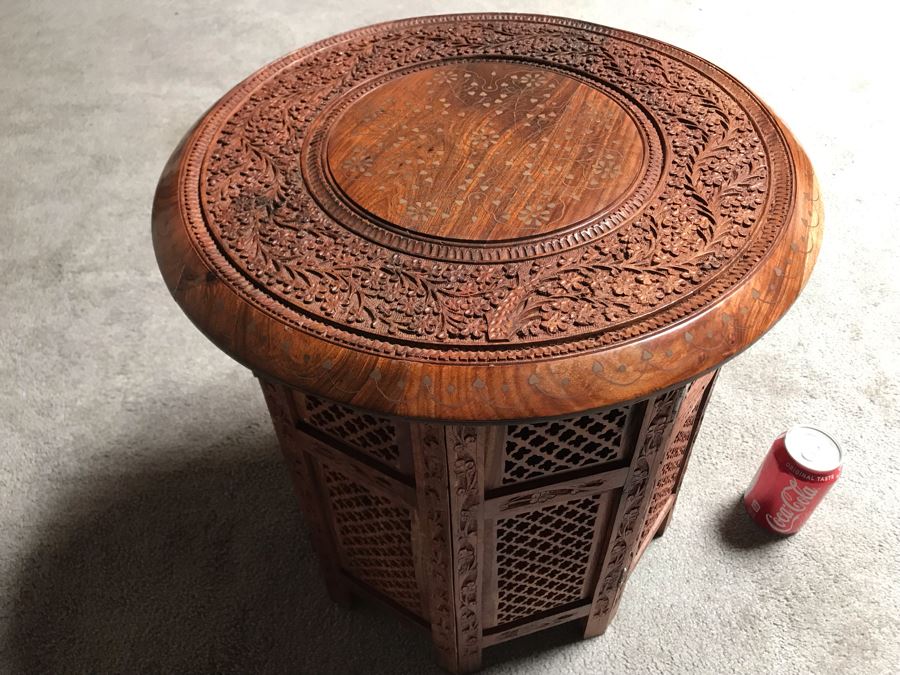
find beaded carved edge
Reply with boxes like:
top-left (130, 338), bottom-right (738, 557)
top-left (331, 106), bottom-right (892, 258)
top-left (303, 59), bottom-right (664, 261)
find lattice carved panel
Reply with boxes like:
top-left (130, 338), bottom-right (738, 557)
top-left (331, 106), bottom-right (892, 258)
top-left (494, 496), bottom-right (600, 625)
top-left (502, 407), bottom-right (630, 484)
top-left (322, 465), bottom-right (422, 617)
top-left (304, 394), bottom-right (402, 469)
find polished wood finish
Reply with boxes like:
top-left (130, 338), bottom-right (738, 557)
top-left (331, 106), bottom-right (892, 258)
top-left (258, 373), bottom-right (718, 671)
top-left (327, 61), bottom-right (645, 241)
top-left (151, 13), bottom-right (822, 673)
top-left (152, 13), bottom-right (822, 423)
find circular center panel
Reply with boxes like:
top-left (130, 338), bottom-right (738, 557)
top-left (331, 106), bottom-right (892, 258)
top-left (326, 61), bottom-right (645, 242)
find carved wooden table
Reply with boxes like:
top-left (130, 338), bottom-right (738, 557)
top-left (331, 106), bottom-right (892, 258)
top-left (152, 14), bottom-right (822, 673)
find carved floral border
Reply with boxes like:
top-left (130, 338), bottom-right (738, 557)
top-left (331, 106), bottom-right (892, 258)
top-left (183, 15), bottom-right (795, 363)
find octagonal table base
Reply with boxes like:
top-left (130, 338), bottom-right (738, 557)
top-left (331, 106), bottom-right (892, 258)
top-left (259, 370), bottom-right (718, 673)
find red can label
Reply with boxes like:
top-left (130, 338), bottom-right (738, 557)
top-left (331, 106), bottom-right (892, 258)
top-left (744, 427), bottom-right (842, 534)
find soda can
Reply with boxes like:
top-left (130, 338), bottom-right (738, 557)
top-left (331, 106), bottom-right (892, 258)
top-left (743, 426), bottom-right (842, 534)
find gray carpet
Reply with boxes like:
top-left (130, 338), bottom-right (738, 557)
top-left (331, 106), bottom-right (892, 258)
top-left (1, 1), bottom-right (898, 673)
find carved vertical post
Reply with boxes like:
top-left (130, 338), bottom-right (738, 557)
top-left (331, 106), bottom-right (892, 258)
top-left (411, 423), bottom-right (459, 672)
top-left (446, 424), bottom-right (485, 673)
top-left (258, 379), bottom-right (353, 606)
top-left (412, 422), bottom-right (486, 674)
top-left (583, 387), bottom-right (684, 637)
top-left (655, 370), bottom-right (719, 539)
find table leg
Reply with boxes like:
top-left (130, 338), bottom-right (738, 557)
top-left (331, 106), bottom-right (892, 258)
top-left (583, 388), bottom-right (684, 637)
top-left (652, 370), bottom-right (720, 541)
top-left (411, 423), bottom-right (486, 674)
top-left (653, 506), bottom-right (674, 539)
top-left (259, 379), bottom-right (355, 606)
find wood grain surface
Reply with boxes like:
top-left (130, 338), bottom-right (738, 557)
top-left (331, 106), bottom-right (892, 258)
top-left (327, 61), bottom-right (645, 240)
top-left (259, 370), bottom-right (720, 672)
top-left (151, 13), bottom-right (824, 673)
top-left (152, 13), bottom-right (822, 422)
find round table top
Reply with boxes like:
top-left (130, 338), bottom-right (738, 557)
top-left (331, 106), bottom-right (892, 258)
top-left (152, 13), bottom-right (822, 421)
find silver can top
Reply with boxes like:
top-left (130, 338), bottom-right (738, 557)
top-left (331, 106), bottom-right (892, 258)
top-left (785, 426), bottom-right (843, 473)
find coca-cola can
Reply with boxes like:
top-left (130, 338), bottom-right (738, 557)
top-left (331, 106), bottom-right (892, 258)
top-left (743, 426), bottom-right (842, 535)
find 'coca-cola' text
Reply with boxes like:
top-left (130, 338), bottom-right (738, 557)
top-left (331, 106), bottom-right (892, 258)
top-left (765, 479), bottom-right (819, 533)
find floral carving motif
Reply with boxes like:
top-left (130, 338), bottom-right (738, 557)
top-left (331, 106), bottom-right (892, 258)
top-left (414, 425), bottom-right (457, 661)
top-left (447, 426), bottom-right (482, 663)
top-left (196, 16), bottom-right (787, 354)
top-left (588, 387), bottom-right (681, 625)
top-left (326, 62), bottom-right (638, 237)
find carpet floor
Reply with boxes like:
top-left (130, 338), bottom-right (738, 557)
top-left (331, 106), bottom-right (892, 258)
top-left (1, 1), bottom-right (898, 673)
